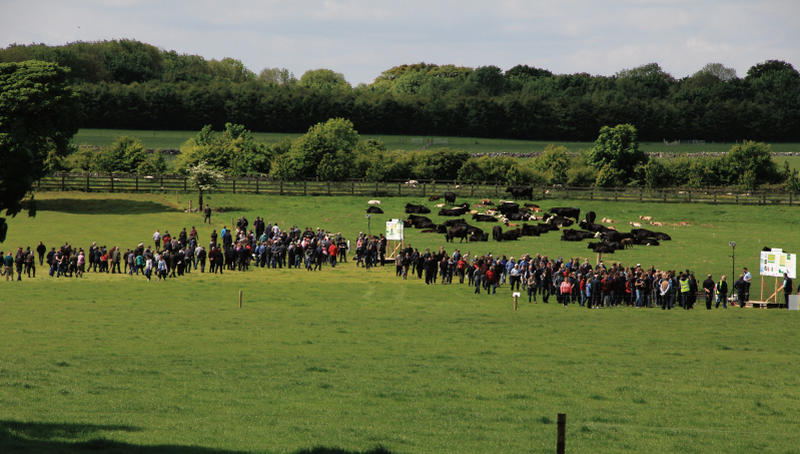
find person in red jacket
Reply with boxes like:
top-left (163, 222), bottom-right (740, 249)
top-left (328, 242), bottom-right (338, 268)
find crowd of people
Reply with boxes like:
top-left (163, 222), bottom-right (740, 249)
top-left (2, 216), bottom-right (354, 282)
top-left (4, 219), bottom-right (794, 310)
top-left (393, 246), bottom-right (794, 310)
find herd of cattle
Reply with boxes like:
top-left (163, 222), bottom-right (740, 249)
top-left (366, 187), bottom-right (671, 254)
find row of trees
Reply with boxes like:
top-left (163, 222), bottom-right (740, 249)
top-left (2, 41), bottom-right (799, 141)
top-left (71, 119), bottom-right (790, 192)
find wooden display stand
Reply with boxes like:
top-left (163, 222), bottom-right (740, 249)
top-left (747, 276), bottom-right (781, 308)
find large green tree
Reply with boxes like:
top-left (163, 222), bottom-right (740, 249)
top-left (588, 124), bottom-right (648, 186)
top-left (0, 60), bottom-right (77, 241)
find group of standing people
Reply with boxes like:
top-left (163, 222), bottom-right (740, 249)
top-left (395, 246), bottom-right (793, 310)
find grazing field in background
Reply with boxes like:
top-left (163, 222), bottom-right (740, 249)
top-left (1, 192), bottom-right (799, 454)
top-left (72, 128), bottom-right (800, 156)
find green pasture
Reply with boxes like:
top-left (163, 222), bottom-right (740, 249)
top-left (1, 192), bottom-right (799, 453)
top-left (72, 128), bottom-right (800, 156)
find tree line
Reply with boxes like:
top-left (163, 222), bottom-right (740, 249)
top-left (65, 119), bottom-right (799, 194)
top-left (2, 40), bottom-right (799, 141)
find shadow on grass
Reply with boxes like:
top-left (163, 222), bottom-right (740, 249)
top-left (0, 420), bottom-right (393, 454)
top-left (32, 198), bottom-right (180, 215)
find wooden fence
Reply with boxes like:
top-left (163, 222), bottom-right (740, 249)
top-left (36, 172), bottom-right (798, 206)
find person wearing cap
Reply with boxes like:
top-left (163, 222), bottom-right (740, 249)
top-left (702, 274), bottom-right (715, 310)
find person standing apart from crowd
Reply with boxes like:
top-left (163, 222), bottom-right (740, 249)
top-left (36, 242), bottom-right (46, 266)
top-left (779, 272), bottom-right (793, 309)
top-left (716, 275), bottom-right (728, 309)
top-left (742, 267), bottom-right (752, 304)
top-left (703, 274), bottom-right (715, 310)
top-left (153, 229), bottom-right (161, 251)
top-left (3, 251), bottom-right (13, 281)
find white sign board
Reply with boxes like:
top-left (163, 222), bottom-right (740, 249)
top-left (386, 219), bottom-right (404, 241)
top-left (759, 248), bottom-right (796, 279)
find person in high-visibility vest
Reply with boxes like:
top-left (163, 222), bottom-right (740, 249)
top-left (679, 273), bottom-right (691, 309)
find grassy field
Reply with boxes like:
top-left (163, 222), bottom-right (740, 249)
top-left (72, 128), bottom-right (800, 156)
top-left (1, 192), bottom-right (799, 453)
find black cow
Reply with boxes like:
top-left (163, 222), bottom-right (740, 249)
top-left (405, 203), bottom-right (431, 214)
top-left (578, 220), bottom-right (613, 233)
top-left (545, 215), bottom-right (574, 227)
top-left (493, 226), bottom-right (520, 241)
top-left (498, 202), bottom-right (520, 215)
top-left (633, 238), bottom-right (660, 246)
top-left (446, 225), bottom-right (469, 242)
top-left (439, 206), bottom-right (469, 216)
top-left (443, 218), bottom-right (468, 227)
top-left (506, 211), bottom-right (532, 221)
top-left (446, 223), bottom-right (482, 242)
top-left (506, 185), bottom-right (533, 199)
top-left (561, 229), bottom-right (595, 241)
top-left (537, 222), bottom-right (559, 233)
top-left (407, 214), bottom-right (436, 229)
top-left (492, 225), bottom-right (503, 241)
top-left (472, 213), bottom-right (498, 222)
top-left (584, 211), bottom-right (596, 224)
top-left (366, 206), bottom-right (383, 214)
top-left (653, 232), bottom-right (671, 241)
top-left (587, 241), bottom-right (619, 253)
top-left (444, 191), bottom-right (456, 205)
top-left (469, 232), bottom-right (489, 242)
top-left (548, 207), bottom-right (580, 220)
top-left (501, 229), bottom-right (521, 241)
top-left (520, 224), bottom-right (541, 236)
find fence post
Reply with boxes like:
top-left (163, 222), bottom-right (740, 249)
top-left (160, 175), bottom-right (164, 190)
top-left (255, 177), bottom-right (259, 194)
top-left (663, 191), bottom-right (667, 202)
top-left (110, 173), bottom-right (114, 193)
top-left (85, 174), bottom-right (90, 192)
top-left (303, 181), bottom-right (307, 196)
top-left (639, 188), bottom-right (643, 201)
top-left (61, 173), bottom-right (66, 191)
top-left (232, 179), bottom-right (236, 194)
top-left (351, 181), bottom-right (355, 195)
top-left (327, 181), bottom-right (331, 196)
top-left (713, 191), bottom-right (717, 204)
top-left (280, 180), bottom-right (284, 195)
top-left (556, 413), bottom-right (566, 454)
top-left (375, 181), bottom-right (379, 195)
top-left (614, 188), bottom-right (618, 202)
top-left (790, 192), bottom-right (793, 206)
top-left (398, 182), bottom-right (401, 196)
top-left (471, 184), bottom-right (474, 197)
top-left (422, 182), bottom-right (426, 197)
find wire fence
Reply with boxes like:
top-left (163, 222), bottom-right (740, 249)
top-left (36, 172), bottom-right (799, 206)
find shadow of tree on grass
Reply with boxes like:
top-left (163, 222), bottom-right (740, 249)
top-left (0, 420), bottom-right (393, 454)
top-left (31, 198), bottom-right (180, 215)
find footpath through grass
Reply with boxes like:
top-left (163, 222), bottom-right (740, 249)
top-left (1, 192), bottom-right (799, 453)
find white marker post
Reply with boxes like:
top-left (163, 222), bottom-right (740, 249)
top-left (513, 292), bottom-right (520, 311)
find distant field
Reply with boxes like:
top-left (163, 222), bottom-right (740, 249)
top-left (72, 128), bottom-right (800, 155)
top-left (1, 192), bottom-right (799, 453)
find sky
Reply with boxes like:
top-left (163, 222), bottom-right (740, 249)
top-left (1, 0), bottom-right (798, 85)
